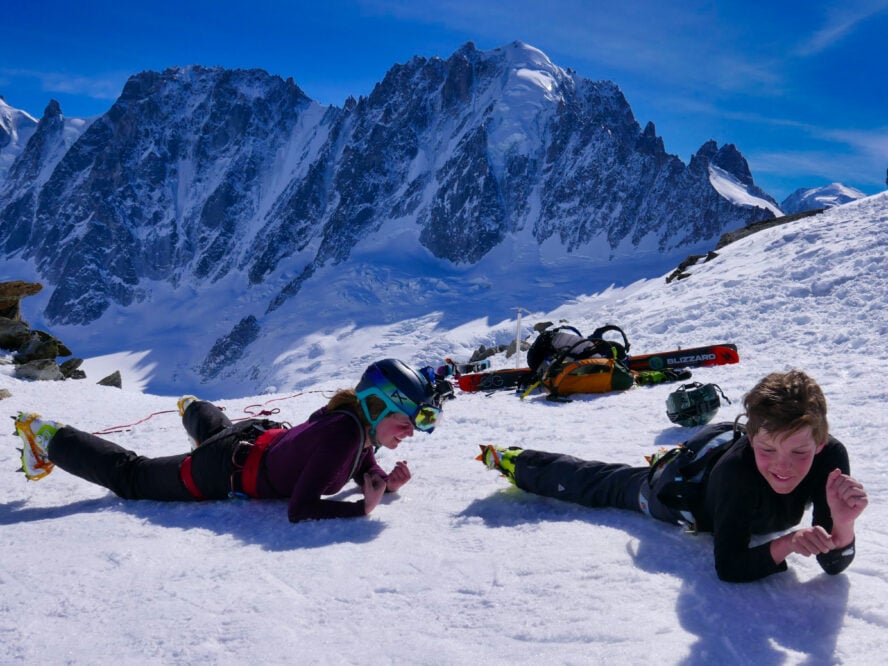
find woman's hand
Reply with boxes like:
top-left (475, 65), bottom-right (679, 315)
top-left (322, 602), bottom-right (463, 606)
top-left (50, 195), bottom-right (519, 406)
top-left (385, 460), bottom-right (411, 493)
top-left (362, 472), bottom-right (387, 514)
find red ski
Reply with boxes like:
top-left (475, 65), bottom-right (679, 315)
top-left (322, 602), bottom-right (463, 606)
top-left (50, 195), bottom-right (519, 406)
top-left (458, 368), bottom-right (533, 392)
top-left (628, 344), bottom-right (739, 371)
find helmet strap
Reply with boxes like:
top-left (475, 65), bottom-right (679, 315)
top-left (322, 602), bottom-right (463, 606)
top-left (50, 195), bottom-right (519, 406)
top-left (358, 387), bottom-right (400, 450)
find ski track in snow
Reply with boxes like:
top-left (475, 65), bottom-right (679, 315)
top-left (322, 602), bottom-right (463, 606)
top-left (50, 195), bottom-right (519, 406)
top-left (2, 193), bottom-right (888, 664)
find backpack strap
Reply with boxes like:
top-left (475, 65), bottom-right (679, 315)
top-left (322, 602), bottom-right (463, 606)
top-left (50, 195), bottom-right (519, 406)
top-left (651, 424), bottom-right (744, 516)
top-left (240, 427), bottom-right (288, 497)
top-left (675, 426), bottom-right (739, 481)
top-left (331, 408), bottom-right (368, 480)
top-left (544, 337), bottom-right (595, 378)
top-left (589, 324), bottom-right (631, 357)
top-left (199, 417), bottom-right (286, 449)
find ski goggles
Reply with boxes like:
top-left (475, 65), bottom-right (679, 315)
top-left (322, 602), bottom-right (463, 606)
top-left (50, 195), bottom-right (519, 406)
top-left (411, 403), bottom-right (443, 432)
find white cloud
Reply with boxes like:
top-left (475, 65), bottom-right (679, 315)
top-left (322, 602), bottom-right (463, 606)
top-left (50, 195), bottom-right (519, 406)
top-left (794, 0), bottom-right (888, 56)
top-left (0, 67), bottom-right (126, 101)
top-left (750, 146), bottom-right (885, 190)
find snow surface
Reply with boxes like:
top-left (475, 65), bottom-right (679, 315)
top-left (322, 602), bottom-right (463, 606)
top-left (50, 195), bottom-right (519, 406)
top-left (781, 183), bottom-right (868, 215)
top-left (2, 193), bottom-right (888, 664)
top-left (485, 43), bottom-right (566, 172)
top-left (813, 182), bottom-right (866, 202)
top-left (708, 164), bottom-right (782, 217)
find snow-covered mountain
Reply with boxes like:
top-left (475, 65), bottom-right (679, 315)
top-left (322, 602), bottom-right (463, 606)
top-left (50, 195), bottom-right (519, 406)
top-left (780, 182), bottom-right (866, 214)
top-left (0, 96), bottom-right (38, 180)
top-left (0, 42), bottom-right (782, 397)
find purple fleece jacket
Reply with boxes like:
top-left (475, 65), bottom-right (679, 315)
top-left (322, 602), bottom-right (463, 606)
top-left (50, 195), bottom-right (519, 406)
top-left (256, 408), bottom-right (386, 522)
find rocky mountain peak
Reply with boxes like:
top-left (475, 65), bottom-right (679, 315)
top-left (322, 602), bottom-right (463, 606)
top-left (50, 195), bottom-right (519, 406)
top-left (711, 143), bottom-right (753, 186)
top-left (42, 99), bottom-right (62, 120)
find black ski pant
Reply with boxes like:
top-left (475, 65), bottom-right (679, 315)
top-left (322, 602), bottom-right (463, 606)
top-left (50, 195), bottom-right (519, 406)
top-left (47, 401), bottom-right (239, 501)
top-left (513, 450), bottom-right (685, 525)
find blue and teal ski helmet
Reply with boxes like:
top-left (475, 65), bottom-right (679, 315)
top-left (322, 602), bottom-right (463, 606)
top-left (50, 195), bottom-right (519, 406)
top-left (355, 359), bottom-right (442, 434)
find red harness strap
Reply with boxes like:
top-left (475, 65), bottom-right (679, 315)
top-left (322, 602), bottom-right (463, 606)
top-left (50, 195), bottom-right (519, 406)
top-left (179, 455), bottom-right (206, 501)
top-left (240, 428), bottom-right (286, 498)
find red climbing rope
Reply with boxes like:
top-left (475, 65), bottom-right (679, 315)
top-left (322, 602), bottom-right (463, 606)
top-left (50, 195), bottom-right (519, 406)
top-left (90, 390), bottom-right (331, 435)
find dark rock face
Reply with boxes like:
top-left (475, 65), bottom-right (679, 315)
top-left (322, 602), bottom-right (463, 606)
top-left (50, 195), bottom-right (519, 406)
top-left (0, 317), bottom-right (31, 349)
top-left (97, 370), bottom-right (123, 388)
top-left (0, 280), bottom-right (92, 383)
top-left (0, 280), bottom-right (42, 320)
top-left (200, 315), bottom-right (261, 380)
top-left (14, 359), bottom-right (64, 381)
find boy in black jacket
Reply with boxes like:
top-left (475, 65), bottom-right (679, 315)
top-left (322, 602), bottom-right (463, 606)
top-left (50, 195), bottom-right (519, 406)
top-left (478, 370), bottom-right (867, 582)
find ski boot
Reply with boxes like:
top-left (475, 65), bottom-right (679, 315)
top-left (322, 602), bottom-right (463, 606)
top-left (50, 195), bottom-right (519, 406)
top-left (476, 444), bottom-right (523, 485)
top-left (13, 412), bottom-right (62, 481)
top-left (176, 395), bottom-right (200, 451)
top-left (177, 395), bottom-right (198, 417)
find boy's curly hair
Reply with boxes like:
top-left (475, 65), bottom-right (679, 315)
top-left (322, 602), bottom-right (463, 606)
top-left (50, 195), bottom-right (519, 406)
top-left (743, 370), bottom-right (829, 444)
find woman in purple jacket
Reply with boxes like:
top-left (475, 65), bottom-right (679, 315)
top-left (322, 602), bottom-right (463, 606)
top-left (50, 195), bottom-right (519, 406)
top-left (14, 359), bottom-right (448, 522)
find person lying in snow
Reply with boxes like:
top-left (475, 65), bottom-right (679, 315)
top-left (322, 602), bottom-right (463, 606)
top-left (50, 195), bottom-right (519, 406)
top-left (478, 369), bottom-right (868, 582)
top-left (14, 359), bottom-right (450, 522)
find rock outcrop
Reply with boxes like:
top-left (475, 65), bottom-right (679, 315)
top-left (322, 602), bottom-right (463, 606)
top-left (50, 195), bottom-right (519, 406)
top-left (0, 280), bottom-right (88, 381)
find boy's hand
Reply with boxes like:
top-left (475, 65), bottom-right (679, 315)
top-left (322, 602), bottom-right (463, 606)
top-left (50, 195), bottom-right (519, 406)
top-left (787, 526), bottom-right (836, 557)
top-left (823, 468), bottom-right (867, 549)
top-left (825, 468), bottom-right (868, 525)
top-left (771, 525), bottom-right (836, 564)
top-left (385, 460), bottom-right (411, 492)
top-left (362, 472), bottom-right (387, 514)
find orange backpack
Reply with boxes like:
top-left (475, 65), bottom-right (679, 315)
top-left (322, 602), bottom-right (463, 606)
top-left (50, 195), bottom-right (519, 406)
top-left (524, 324), bottom-right (634, 400)
top-left (541, 357), bottom-right (634, 396)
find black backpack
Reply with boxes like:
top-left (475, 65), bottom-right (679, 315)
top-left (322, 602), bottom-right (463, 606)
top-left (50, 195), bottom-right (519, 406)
top-left (648, 422), bottom-right (746, 516)
top-left (526, 324), bottom-right (630, 375)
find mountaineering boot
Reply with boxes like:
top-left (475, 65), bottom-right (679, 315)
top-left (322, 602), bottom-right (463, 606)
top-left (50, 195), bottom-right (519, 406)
top-left (476, 444), bottom-right (503, 470)
top-left (177, 395), bottom-right (200, 451)
top-left (177, 395), bottom-right (198, 417)
top-left (13, 412), bottom-right (62, 481)
top-left (476, 445), bottom-right (523, 484)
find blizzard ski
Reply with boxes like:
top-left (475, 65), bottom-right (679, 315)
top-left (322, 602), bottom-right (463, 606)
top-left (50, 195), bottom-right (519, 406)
top-left (627, 344), bottom-right (739, 372)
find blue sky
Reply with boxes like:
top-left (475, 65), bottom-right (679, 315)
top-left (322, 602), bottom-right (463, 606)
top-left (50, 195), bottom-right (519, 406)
top-left (2, 0), bottom-right (886, 202)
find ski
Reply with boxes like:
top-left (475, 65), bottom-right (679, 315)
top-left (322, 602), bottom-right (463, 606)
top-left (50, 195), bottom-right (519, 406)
top-left (457, 344), bottom-right (738, 392)
top-left (446, 358), bottom-right (491, 375)
top-left (457, 368), bottom-right (533, 392)
top-left (627, 344), bottom-right (739, 371)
